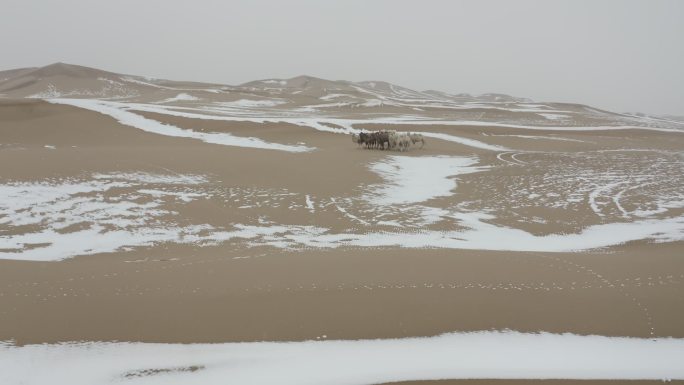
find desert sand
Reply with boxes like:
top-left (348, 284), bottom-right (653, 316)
top-left (1, 63), bottom-right (683, 384)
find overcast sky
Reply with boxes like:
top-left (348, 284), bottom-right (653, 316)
top-left (2, 0), bottom-right (683, 115)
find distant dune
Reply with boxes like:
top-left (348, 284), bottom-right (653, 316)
top-left (2, 62), bottom-right (682, 133)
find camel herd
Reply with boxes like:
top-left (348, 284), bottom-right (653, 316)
top-left (351, 131), bottom-right (425, 151)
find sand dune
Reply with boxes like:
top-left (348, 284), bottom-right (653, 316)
top-left (1, 63), bottom-right (683, 384)
top-left (3, 62), bottom-right (682, 132)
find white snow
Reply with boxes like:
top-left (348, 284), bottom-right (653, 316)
top-left (539, 113), bottom-right (570, 121)
top-left (320, 93), bottom-right (351, 101)
top-left (2, 331), bottom-right (684, 385)
top-left (484, 133), bottom-right (587, 143)
top-left (0, 173), bottom-right (220, 261)
top-left (418, 131), bottom-right (509, 151)
top-left (78, 102), bottom-right (509, 152)
top-left (224, 212), bottom-right (684, 252)
top-left (305, 194), bottom-right (315, 212)
top-left (256, 80), bottom-right (287, 86)
top-left (92, 172), bottom-right (208, 185)
top-left (367, 156), bottom-right (484, 205)
top-left (589, 181), bottom-right (629, 217)
top-left (372, 118), bottom-right (684, 133)
top-left (299, 102), bottom-right (351, 110)
top-left (28, 81), bottom-right (139, 100)
top-left (160, 93), bottom-right (200, 103)
top-left (48, 99), bottom-right (313, 153)
top-left (4, 147), bottom-right (683, 260)
top-left (28, 84), bottom-right (62, 98)
top-left (120, 78), bottom-right (221, 94)
top-left (214, 99), bottom-right (286, 108)
top-left (359, 99), bottom-right (383, 107)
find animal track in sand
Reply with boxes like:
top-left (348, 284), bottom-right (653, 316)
top-left (530, 253), bottom-right (659, 337)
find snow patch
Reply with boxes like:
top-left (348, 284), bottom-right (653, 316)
top-left (28, 84), bottom-right (62, 98)
top-left (85, 102), bottom-right (509, 152)
top-left (359, 99), bottom-right (383, 107)
top-left (539, 113), bottom-right (570, 121)
top-left (0, 173), bottom-right (217, 261)
top-left (214, 99), bottom-right (286, 108)
top-left (160, 93), bottom-right (200, 103)
top-left (367, 156), bottom-right (484, 205)
top-left (305, 194), bottom-right (315, 212)
top-left (47, 99), bottom-right (313, 153)
top-left (2, 331), bottom-right (684, 385)
top-left (229, 212), bottom-right (684, 252)
top-left (320, 93), bottom-right (350, 101)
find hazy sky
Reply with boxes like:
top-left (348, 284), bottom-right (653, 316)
top-left (2, 0), bottom-right (683, 115)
